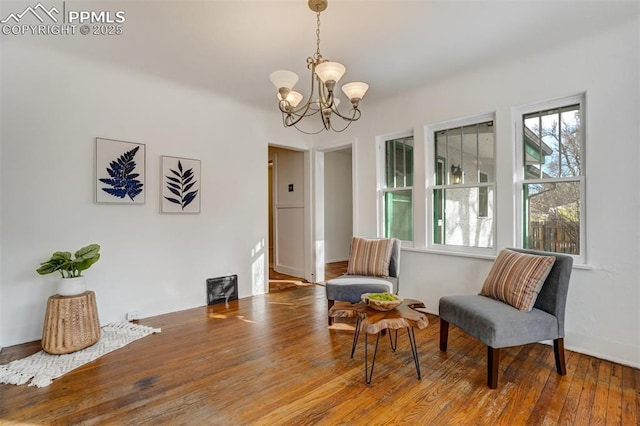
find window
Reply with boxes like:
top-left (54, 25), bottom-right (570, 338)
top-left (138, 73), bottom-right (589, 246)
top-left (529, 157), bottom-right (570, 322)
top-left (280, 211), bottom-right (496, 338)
top-left (381, 136), bottom-right (413, 241)
top-left (430, 118), bottom-right (495, 249)
top-left (518, 97), bottom-right (584, 259)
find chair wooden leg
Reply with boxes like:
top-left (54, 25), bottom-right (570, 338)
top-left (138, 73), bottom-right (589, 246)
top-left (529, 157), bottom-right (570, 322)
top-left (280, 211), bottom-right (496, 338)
top-left (327, 299), bottom-right (335, 325)
top-left (554, 338), bottom-right (567, 376)
top-left (439, 319), bottom-right (449, 351)
top-left (487, 346), bottom-right (499, 389)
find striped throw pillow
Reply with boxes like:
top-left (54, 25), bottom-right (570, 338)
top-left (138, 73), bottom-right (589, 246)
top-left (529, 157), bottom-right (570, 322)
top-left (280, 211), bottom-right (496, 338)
top-left (480, 249), bottom-right (556, 311)
top-left (346, 237), bottom-right (394, 278)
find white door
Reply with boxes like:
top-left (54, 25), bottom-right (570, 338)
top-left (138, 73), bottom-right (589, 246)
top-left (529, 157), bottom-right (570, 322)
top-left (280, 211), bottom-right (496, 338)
top-left (270, 147), bottom-right (305, 278)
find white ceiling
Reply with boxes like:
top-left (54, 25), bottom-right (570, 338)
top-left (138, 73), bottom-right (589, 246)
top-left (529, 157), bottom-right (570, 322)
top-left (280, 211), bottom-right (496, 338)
top-left (19, 0), bottom-right (637, 110)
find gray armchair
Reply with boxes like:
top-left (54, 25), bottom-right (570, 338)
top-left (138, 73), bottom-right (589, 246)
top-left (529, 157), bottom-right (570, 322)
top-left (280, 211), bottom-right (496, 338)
top-left (326, 237), bottom-right (401, 325)
top-left (439, 248), bottom-right (573, 389)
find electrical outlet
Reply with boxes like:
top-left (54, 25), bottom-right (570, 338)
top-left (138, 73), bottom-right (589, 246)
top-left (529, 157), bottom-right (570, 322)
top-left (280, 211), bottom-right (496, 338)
top-left (126, 311), bottom-right (140, 321)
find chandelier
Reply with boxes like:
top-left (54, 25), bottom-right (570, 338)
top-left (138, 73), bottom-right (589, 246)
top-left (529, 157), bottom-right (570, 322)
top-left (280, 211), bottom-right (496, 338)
top-left (269, 0), bottom-right (369, 134)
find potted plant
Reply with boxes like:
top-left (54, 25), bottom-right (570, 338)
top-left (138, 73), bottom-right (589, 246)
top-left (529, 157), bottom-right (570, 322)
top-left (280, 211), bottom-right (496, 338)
top-left (36, 244), bottom-right (101, 296)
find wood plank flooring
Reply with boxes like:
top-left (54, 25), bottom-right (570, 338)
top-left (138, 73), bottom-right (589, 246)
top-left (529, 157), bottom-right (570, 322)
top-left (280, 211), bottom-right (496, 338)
top-left (324, 261), bottom-right (349, 281)
top-left (1, 282), bottom-right (638, 425)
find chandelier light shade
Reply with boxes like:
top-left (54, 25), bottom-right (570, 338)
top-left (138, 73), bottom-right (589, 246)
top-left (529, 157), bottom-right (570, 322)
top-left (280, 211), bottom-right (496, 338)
top-left (269, 0), bottom-right (369, 134)
top-left (285, 91), bottom-right (304, 108)
top-left (342, 82), bottom-right (369, 104)
top-left (269, 70), bottom-right (299, 91)
top-left (314, 61), bottom-right (346, 85)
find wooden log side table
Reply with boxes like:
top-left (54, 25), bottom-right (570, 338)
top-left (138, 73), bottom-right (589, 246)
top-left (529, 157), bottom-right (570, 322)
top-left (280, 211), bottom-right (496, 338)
top-left (329, 299), bottom-right (429, 385)
top-left (41, 291), bottom-right (101, 355)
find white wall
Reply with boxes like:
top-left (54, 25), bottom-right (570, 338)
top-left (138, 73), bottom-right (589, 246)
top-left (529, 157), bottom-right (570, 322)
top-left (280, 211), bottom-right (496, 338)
top-left (0, 42), bottom-right (276, 346)
top-left (316, 17), bottom-right (640, 367)
top-left (324, 149), bottom-right (352, 262)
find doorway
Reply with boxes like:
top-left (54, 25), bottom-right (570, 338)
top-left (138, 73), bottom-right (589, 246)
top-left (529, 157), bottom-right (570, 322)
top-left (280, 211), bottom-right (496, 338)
top-left (324, 147), bottom-right (353, 264)
top-left (268, 146), bottom-right (306, 280)
top-left (313, 145), bottom-right (353, 283)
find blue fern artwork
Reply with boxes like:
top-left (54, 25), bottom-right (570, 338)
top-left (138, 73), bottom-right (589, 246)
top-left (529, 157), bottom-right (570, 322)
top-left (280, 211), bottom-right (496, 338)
top-left (164, 160), bottom-right (199, 210)
top-left (99, 146), bottom-right (144, 201)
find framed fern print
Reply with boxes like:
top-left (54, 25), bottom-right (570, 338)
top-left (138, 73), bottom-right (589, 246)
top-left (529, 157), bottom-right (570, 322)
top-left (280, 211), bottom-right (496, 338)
top-left (161, 156), bottom-right (201, 214)
top-left (96, 138), bottom-right (146, 204)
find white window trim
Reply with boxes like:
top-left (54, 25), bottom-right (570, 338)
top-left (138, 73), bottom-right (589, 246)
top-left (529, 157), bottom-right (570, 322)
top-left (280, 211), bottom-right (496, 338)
top-left (425, 112), bottom-right (497, 256)
top-left (513, 93), bottom-right (587, 265)
top-left (376, 130), bottom-right (414, 244)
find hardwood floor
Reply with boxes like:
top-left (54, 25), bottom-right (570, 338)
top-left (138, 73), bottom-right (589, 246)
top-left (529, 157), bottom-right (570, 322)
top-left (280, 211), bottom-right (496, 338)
top-left (324, 260), bottom-right (348, 281)
top-left (1, 284), bottom-right (638, 425)
top-left (268, 261), bottom-right (347, 290)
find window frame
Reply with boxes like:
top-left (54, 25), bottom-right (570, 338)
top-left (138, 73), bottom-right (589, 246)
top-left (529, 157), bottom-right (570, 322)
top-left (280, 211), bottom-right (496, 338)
top-left (514, 93), bottom-right (586, 264)
top-left (478, 171), bottom-right (489, 218)
top-left (377, 130), bottom-right (414, 244)
top-left (425, 112), bottom-right (497, 256)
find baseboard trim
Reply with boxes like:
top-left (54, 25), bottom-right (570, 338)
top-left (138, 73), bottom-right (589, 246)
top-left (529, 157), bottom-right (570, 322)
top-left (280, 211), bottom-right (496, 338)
top-left (325, 258), bottom-right (349, 264)
top-left (274, 264), bottom-right (304, 278)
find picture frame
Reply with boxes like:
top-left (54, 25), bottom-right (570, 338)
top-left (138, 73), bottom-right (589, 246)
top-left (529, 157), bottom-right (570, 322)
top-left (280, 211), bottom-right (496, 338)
top-left (161, 156), bottom-right (201, 214)
top-left (95, 138), bottom-right (146, 204)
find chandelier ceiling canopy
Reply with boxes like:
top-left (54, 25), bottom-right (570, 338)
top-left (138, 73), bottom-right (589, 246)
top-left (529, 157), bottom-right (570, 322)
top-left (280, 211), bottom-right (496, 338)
top-left (269, 0), bottom-right (369, 134)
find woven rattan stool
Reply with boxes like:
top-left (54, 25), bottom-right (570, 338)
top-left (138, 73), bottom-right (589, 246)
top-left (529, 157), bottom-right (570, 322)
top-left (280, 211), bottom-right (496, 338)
top-left (41, 291), bottom-right (101, 354)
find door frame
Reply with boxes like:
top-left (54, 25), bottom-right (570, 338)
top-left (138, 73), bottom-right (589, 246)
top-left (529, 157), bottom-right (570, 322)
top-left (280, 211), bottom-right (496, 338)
top-left (312, 140), bottom-right (356, 283)
top-left (269, 145), bottom-right (313, 282)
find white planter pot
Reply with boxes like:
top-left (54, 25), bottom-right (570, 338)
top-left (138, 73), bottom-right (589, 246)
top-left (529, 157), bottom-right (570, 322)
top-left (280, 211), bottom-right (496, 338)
top-left (57, 276), bottom-right (87, 296)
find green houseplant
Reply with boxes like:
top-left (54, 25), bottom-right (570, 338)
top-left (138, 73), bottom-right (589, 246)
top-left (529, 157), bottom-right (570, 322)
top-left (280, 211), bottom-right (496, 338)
top-left (36, 244), bottom-right (101, 296)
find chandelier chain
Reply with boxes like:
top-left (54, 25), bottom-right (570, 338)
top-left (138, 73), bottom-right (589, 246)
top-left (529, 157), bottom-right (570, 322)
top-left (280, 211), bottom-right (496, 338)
top-left (315, 11), bottom-right (321, 60)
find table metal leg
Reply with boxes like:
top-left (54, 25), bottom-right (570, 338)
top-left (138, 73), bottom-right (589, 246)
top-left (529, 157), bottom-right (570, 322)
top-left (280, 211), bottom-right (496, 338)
top-left (388, 328), bottom-right (398, 351)
top-left (350, 316), bottom-right (361, 358)
top-left (364, 332), bottom-right (381, 385)
top-left (407, 327), bottom-right (421, 380)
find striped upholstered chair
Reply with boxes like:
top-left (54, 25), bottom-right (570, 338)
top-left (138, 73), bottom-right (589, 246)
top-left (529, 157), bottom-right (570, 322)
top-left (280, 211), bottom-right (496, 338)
top-left (325, 237), bottom-right (401, 325)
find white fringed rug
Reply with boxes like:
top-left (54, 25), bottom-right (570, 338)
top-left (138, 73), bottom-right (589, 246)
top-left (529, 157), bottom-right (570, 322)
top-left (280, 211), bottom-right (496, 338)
top-left (0, 322), bottom-right (161, 388)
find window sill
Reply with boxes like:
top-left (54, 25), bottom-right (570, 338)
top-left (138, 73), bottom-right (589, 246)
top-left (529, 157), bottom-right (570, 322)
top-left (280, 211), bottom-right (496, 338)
top-left (401, 246), bottom-right (496, 261)
top-left (401, 246), bottom-right (594, 270)
top-left (572, 263), bottom-right (594, 270)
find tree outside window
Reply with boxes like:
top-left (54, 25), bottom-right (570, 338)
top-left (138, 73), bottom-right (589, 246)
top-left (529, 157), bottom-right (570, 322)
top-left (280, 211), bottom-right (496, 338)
top-left (521, 103), bottom-right (583, 255)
